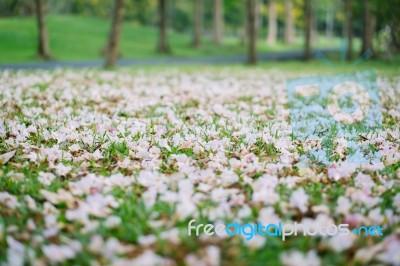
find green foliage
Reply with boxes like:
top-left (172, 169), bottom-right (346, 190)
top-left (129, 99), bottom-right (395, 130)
top-left (69, 0), bottom-right (113, 17)
top-left (124, 0), bottom-right (157, 25)
top-left (170, 0), bottom-right (192, 32)
top-left (224, 0), bottom-right (244, 30)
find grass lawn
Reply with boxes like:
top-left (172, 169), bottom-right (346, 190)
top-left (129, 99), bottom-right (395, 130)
top-left (0, 15), bottom-right (352, 64)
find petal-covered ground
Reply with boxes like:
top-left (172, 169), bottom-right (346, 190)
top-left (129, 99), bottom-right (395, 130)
top-left (0, 68), bottom-right (399, 266)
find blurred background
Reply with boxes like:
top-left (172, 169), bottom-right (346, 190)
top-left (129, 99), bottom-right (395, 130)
top-left (0, 0), bottom-right (398, 67)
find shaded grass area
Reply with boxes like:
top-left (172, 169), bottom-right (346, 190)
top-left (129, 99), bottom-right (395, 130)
top-left (0, 15), bottom-right (347, 63)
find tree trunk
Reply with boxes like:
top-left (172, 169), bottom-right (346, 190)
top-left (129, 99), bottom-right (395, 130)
top-left (360, 0), bottom-right (375, 56)
top-left (344, 0), bottom-right (353, 60)
top-left (241, 1), bottom-right (248, 46)
top-left (157, 0), bottom-right (170, 53)
top-left (284, 0), bottom-right (295, 44)
top-left (390, 23), bottom-right (400, 51)
top-left (256, 0), bottom-right (261, 34)
top-left (266, 0), bottom-right (277, 45)
top-left (304, 0), bottom-right (312, 60)
top-left (247, 0), bottom-right (257, 64)
top-left (192, 0), bottom-right (202, 48)
top-left (105, 0), bottom-right (124, 68)
top-left (35, 0), bottom-right (51, 60)
top-left (213, 0), bottom-right (223, 44)
top-left (311, 1), bottom-right (318, 44)
top-left (325, 3), bottom-right (334, 40)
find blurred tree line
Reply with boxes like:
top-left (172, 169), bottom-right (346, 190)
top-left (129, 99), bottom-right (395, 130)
top-left (0, 0), bottom-right (399, 66)
top-left (0, 0), bottom-right (244, 33)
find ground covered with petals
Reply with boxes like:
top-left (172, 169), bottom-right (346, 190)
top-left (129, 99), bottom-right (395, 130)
top-left (0, 68), bottom-right (399, 265)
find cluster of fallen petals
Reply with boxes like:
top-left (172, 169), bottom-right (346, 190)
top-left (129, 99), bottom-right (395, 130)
top-left (0, 68), bottom-right (399, 266)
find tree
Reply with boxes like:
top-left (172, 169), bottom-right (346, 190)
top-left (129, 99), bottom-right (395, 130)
top-left (242, 1), bottom-right (248, 46)
top-left (35, 0), bottom-right (51, 60)
top-left (304, 0), bottom-right (312, 60)
top-left (376, 0), bottom-right (400, 53)
top-left (192, 0), bottom-right (202, 48)
top-left (224, 0), bottom-right (245, 44)
top-left (157, 0), bottom-right (170, 53)
top-left (360, 0), bottom-right (375, 56)
top-left (246, 0), bottom-right (257, 64)
top-left (266, 0), bottom-right (277, 45)
top-left (344, 0), bottom-right (353, 60)
top-left (325, 2), bottom-right (334, 40)
top-left (213, 0), bottom-right (223, 44)
top-left (284, 0), bottom-right (295, 44)
top-left (105, 0), bottom-right (124, 68)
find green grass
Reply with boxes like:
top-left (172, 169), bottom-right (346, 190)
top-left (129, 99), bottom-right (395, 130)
top-left (0, 15), bottom-right (347, 63)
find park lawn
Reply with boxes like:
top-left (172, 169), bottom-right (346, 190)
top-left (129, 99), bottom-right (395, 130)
top-left (0, 15), bottom-right (349, 64)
